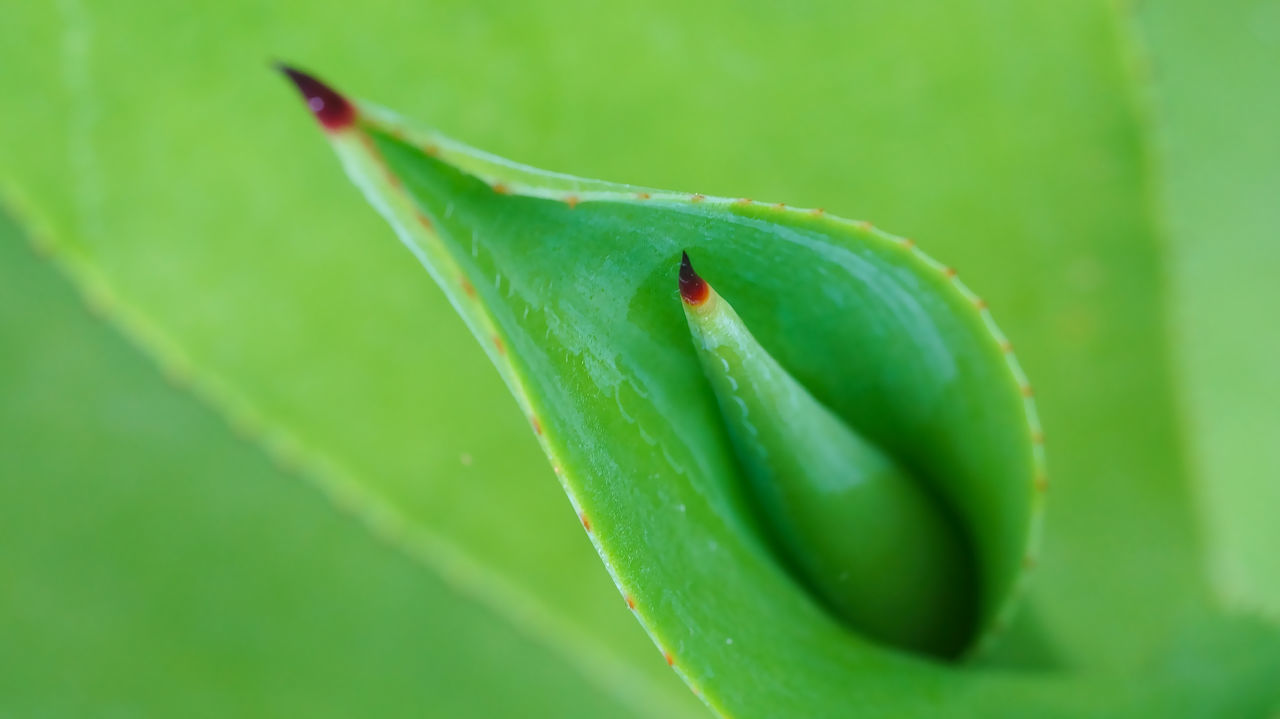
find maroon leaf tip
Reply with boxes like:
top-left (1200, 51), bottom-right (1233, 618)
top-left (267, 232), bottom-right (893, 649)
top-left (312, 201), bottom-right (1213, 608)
top-left (679, 251), bottom-right (709, 306)
top-left (277, 63), bottom-right (356, 131)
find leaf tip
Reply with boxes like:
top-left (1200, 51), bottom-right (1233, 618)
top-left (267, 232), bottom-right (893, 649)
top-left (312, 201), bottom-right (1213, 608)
top-left (276, 63), bottom-right (356, 132)
top-left (678, 251), bottom-right (710, 306)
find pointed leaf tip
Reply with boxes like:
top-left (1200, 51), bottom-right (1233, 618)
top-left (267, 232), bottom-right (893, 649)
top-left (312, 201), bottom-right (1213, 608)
top-left (679, 251), bottom-right (709, 306)
top-left (277, 63), bottom-right (355, 131)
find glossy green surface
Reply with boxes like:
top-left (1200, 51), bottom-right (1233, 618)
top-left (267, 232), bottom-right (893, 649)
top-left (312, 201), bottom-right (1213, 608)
top-left (297, 89), bottom-right (1269, 714)
top-left (679, 265), bottom-right (973, 657)
top-left (354, 117), bottom-right (1042, 663)
top-left (0, 2), bottom-right (1190, 687)
top-left (2, 0), bottom-right (1279, 715)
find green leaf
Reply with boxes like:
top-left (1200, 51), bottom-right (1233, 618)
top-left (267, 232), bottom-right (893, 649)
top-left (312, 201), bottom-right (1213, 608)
top-left (3, 0), bottom-right (1279, 715)
top-left (1140, 0), bottom-right (1280, 616)
top-left (0, 206), bottom-right (649, 718)
top-left (279, 68), bottom-right (1280, 716)
top-left (291, 71), bottom-right (1045, 710)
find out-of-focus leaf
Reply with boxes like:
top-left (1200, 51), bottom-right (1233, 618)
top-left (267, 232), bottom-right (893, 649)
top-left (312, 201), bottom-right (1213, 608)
top-left (1139, 0), bottom-right (1280, 616)
top-left (0, 207), bottom-right (655, 718)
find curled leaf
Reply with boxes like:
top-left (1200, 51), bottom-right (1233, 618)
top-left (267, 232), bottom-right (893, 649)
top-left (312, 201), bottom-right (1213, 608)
top-left (281, 66), bottom-right (1046, 714)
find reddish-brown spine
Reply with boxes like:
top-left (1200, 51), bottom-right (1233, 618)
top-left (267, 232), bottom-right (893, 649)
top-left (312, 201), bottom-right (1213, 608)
top-left (678, 251), bottom-right (709, 306)
top-left (278, 64), bottom-right (356, 131)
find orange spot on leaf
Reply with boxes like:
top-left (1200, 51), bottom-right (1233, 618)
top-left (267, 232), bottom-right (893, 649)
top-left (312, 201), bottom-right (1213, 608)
top-left (1032, 431), bottom-right (1046, 445)
top-left (532, 417), bottom-right (543, 435)
top-left (565, 195), bottom-right (580, 209)
top-left (460, 278), bottom-right (477, 298)
top-left (734, 197), bottom-right (752, 205)
top-left (975, 298), bottom-right (989, 310)
top-left (943, 267), bottom-right (958, 278)
top-left (635, 192), bottom-right (651, 200)
top-left (493, 336), bottom-right (505, 355)
top-left (580, 513), bottom-right (591, 532)
top-left (424, 144), bottom-right (441, 157)
top-left (902, 238), bottom-right (916, 249)
top-left (1021, 385), bottom-right (1035, 397)
top-left (665, 652), bottom-right (674, 666)
top-left (626, 596), bottom-right (636, 610)
top-left (690, 194), bottom-right (706, 203)
top-left (810, 207), bottom-right (825, 216)
top-left (355, 135), bottom-right (397, 184)
top-left (999, 340), bottom-right (1014, 353)
top-left (415, 212), bottom-right (433, 230)
top-left (492, 182), bottom-right (510, 195)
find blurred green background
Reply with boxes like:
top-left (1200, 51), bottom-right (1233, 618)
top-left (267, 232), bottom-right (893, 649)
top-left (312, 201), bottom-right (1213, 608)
top-left (1, 0), bottom-right (1276, 716)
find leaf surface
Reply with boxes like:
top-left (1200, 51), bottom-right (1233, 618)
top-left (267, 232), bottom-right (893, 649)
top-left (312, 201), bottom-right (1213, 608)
top-left (0, 207), bottom-right (649, 719)
top-left (1140, 0), bottom-right (1280, 616)
top-left (2, 0), bottom-right (1276, 715)
top-left (316, 83), bottom-right (1048, 712)
top-left (0, 0), bottom-right (1192, 676)
top-left (287, 71), bottom-right (1280, 715)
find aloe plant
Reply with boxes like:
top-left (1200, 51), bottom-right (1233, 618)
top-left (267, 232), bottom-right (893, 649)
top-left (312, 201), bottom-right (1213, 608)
top-left (264, 66), bottom-right (1276, 717)
top-left (1, 1), bottom-right (1278, 716)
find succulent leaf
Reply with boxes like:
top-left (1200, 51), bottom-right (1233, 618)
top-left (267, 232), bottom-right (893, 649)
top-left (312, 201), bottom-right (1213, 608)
top-left (281, 66), bottom-right (1049, 713)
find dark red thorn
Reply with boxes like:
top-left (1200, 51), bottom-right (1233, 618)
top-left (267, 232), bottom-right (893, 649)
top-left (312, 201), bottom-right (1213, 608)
top-left (277, 63), bottom-right (356, 131)
top-left (678, 251), bottom-right (709, 306)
